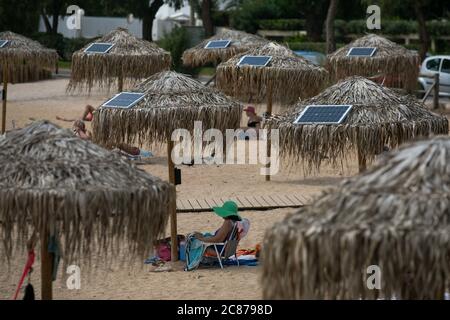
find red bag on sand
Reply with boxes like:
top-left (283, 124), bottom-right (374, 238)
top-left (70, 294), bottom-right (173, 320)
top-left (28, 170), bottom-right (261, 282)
top-left (156, 243), bottom-right (171, 262)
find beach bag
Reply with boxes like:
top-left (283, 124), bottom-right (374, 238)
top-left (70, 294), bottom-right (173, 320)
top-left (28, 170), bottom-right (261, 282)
top-left (156, 242), bottom-right (171, 262)
top-left (184, 234), bottom-right (206, 271)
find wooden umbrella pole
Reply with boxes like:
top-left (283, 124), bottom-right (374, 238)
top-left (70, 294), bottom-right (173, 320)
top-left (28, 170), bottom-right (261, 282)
top-left (167, 139), bottom-right (178, 262)
top-left (118, 71), bottom-right (124, 93)
top-left (40, 225), bottom-right (53, 300)
top-left (2, 64), bottom-right (8, 134)
top-left (357, 146), bottom-right (367, 173)
top-left (265, 81), bottom-right (273, 181)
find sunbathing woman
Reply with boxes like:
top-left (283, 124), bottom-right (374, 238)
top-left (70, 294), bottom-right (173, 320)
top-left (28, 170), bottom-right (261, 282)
top-left (193, 201), bottom-right (242, 255)
top-left (73, 120), bottom-right (91, 140)
top-left (72, 120), bottom-right (140, 155)
top-left (57, 104), bottom-right (96, 122)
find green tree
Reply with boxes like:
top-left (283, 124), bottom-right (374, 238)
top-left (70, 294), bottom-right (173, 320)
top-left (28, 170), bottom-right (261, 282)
top-left (0, 0), bottom-right (41, 35)
top-left (109, 0), bottom-right (184, 41)
top-left (325, 0), bottom-right (339, 53)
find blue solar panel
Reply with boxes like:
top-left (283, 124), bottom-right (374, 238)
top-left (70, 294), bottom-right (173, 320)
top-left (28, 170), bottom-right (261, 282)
top-left (84, 43), bottom-right (115, 54)
top-left (347, 47), bottom-right (377, 57)
top-left (102, 92), bottom-right (145, 109)
top-left (237, 55), bottom-right (272, 67)
top-left (0, 40), bottom-right (9, 48)
top-left (294, 105), bottom-right (353, 124)
top-left (204, 40), bottom-right (231, 49)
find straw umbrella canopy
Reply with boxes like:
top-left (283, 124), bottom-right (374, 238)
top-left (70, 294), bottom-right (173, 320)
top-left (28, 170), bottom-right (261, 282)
top-left (262, 136), bottom-right (450, 299)
top-left (0, 121), bottom-right (174, 299)
top-left (92, 70), bottom-right (243, 260)
top-left (0, 31), bottom-right (58, 83)
top-left (266, 76), bottom-right (449, 174)
top-left (68, 27), bottom-right (172, 93)
top-left (93, 70), bottom-right (243, 147)
top-left (182, 28), bottom-right (269, 68)
top-left (216, 42), bottom-right (329, 105)
top-left (0, 31), bottom-right (58, 133)
top-left (326, 34), bottom-right (420, 91)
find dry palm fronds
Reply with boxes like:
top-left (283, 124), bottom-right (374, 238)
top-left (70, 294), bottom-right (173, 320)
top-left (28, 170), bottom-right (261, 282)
top-left (67, 28), bottom-right (172, 93)
top-left (262, 136), bottom-right (450, 300)
top-left (326, 34), bottom-right (420, 90)
top-left (266, 76), bottom-right (449, 174)
top-left (216, 42), bottom-right (329, 104)
top-left (182, 28), bottom-right (268, 67)
top-left (0, 31), bottom-right (58, 83)
top-left (0, 121), bottom-right (174, 264)
top-left (93, 71), bottom-right (243, 147)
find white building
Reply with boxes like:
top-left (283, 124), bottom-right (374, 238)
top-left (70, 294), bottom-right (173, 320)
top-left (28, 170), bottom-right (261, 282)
top-left (38, 1), bottom-right (201, 40)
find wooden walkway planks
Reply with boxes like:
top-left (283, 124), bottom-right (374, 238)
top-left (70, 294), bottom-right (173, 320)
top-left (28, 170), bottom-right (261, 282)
top-left (176, 193), bottom-right (309, 212)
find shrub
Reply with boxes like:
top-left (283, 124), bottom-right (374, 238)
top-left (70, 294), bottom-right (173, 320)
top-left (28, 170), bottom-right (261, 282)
top-left (158, 26), bottom-right (191, 73)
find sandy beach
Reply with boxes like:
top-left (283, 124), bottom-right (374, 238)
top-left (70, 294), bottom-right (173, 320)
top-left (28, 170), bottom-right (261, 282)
top-left (1, 76), bottom-right (448, 300)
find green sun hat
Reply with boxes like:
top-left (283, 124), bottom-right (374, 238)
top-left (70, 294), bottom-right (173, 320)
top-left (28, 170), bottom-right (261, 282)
top-left (212, 201), bottom-right (241, 220)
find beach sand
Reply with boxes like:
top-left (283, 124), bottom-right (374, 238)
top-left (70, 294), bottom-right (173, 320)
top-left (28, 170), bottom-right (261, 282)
top-left (1, 77), bottom-right (447, 300)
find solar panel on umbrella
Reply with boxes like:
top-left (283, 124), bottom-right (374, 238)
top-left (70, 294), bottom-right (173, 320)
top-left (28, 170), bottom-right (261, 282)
top-left (346, 47), bottom-right (377, 57)
top-left (84, 43), bottom-right (115, 54)
top-left (294, 105), bottom-right (353, 124)
top-left (102, 92), bottom-right (145, 109)
top-left (237, 55), bottom-right (272, 67)
top-left (0, 40), bottom-right (9, 48)
top-left (204, 40), bottom-right (231, 49)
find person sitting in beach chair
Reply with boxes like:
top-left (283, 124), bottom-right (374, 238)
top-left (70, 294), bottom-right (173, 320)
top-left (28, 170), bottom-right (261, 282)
top-left (192, 201), bottom-right (250, 269)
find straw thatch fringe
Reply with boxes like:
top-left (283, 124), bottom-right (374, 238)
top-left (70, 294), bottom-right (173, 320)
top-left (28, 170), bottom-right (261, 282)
top-left (216, 42), bottom-right (329, 104)
top-left (182, 28), bottom-right (268, 67)
top-left (67, 28), bottom-right (171, 93)
top-left (0, 31), bottom-right (58, 84)
top-left (266, 76), bottom-right (449, 174)
top-left (0, 121), bottom-right (174, 264)
top-left (326, 34), bottom-right (420, 91)
top-left (93, 71), bottom-right (243, 147)
top-left (262, 136), bottom-right (450, 299)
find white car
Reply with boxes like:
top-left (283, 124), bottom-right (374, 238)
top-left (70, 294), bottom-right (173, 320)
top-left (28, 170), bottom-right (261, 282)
top-left (418, 55), bottom-right (450, 97)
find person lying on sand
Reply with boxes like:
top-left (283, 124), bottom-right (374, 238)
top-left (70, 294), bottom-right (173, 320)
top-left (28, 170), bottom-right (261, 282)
top-left (61, 106), bottom-right (150, 157)
top-left (57, 104), bottom-right (96, 122)
top-left (73, 120), bottom-right (141, 156)
top-left (193, 201), bottom-right (242, 256)
top-left (73, 120), bottom-right (91, 140)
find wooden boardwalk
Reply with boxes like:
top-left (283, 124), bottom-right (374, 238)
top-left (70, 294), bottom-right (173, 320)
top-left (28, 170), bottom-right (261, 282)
top-left (176, 194), bottom-right (311, 212)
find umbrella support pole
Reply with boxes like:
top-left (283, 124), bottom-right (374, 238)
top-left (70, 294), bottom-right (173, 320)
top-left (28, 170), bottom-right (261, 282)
top-left (357, 147), bottom-right (367, 173)
top-left (205, 73), bottom-right (216, 87)
top-left (118, 72), bottom-right (123, 93)
top-left (2, 64), bottom-right (8, 134)
top-left (265, 82), bottom-right (273, 181)
top-left (40, 226), bottom-right (53, 300)
top-left (167, 139), bottom-right (178, 262)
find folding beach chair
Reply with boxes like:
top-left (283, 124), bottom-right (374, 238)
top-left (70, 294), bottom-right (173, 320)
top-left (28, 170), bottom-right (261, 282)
top-left (203, 221), bottom-right (240, 269)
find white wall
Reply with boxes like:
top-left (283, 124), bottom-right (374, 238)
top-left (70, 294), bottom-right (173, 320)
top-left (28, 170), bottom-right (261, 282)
top-left (38, 1), bottom-right (199, 40)
top-left (39, 16), bottom-right (142, 39)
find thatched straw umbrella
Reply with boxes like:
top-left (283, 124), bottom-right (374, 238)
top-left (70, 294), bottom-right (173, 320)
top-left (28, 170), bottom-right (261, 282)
top-left (92, 70), bottom-right (243, 260)
top-left (67, 27), bottom-right (172, 93)
top-left (182, 28), bottom-right (268, 68)
top-left (0, 121), bottom-right (174, 300)
top-left (262, 136), bottom-right (450, 299)
top-left (0, 31), bottom-right (58, 133)
top-left (326, 34), bottom-right (420, 91)
top-left (216, 42), bottom-right (329, 105)
top-left (266, 76), bottom-right (448, 174)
